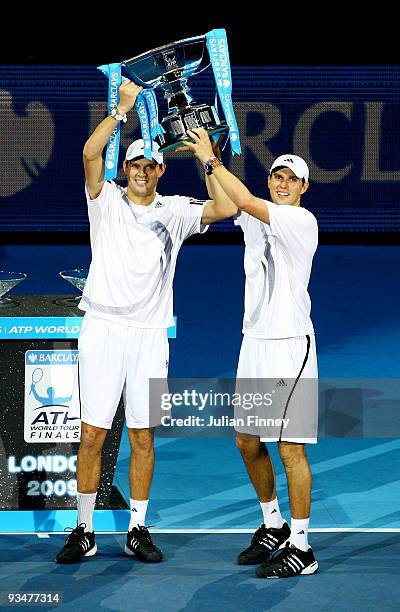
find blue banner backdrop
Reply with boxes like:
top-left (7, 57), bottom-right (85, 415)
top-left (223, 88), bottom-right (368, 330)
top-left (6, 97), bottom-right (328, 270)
top-left (1, 65), bottom-right (400, 232)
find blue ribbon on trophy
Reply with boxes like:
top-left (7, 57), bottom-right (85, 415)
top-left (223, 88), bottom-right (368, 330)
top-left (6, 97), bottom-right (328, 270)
top-left (135, 89), bottom-right (165, 160)
top-left (97, 63), bottom-right (123, 180)
top-left (97, 64), bottom-right (164, 176)
top-left (205, 29), bottom-right (241, 155)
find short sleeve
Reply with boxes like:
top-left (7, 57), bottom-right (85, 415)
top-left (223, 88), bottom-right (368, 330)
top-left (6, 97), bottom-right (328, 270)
top-left (178, 197), bottom-right (210, 240)
top-left (267, 203), bottom-right (318, 256)
top-left (85, 180), bottom-right (114, 208)
top-left (85, 181), bottom-right (114, 245)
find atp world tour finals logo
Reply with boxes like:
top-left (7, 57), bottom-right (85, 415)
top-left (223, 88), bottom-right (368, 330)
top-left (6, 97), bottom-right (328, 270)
top-left (24, 350), bottom-right (81, 443)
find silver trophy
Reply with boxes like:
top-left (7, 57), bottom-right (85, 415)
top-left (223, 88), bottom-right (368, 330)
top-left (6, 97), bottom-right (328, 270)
top-left (122, 35), bottom-right (229, 152)
top-left (0, 270), bottom-right (27, 308)
top-left (53, 268), bottom-right (88, 306)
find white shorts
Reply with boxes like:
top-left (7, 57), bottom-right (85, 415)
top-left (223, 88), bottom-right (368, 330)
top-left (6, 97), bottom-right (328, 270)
top-left (235, 334), bottom-right (318, 444)
top-left (77, 314), bottom-right (169, 429)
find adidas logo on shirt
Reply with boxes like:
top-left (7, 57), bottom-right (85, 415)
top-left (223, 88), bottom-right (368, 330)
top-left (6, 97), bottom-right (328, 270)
top-left (155, 201), bottom-right (164, 208)
top-left (276, 379), bottom-right (287, 387)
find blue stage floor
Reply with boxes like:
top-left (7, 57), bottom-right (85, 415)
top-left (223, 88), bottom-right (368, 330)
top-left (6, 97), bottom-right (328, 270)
top-left (0, 532), bottom-right (398, 611)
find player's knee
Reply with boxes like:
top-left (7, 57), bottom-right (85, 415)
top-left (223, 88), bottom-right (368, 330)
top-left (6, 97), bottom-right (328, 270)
top-left (236, 433), bottom-right (262, 461)
top-left (278, 442), bottom-right (306, 468)
top-left (79, 424), bottom-right (106, 452)
top-left (129, 428), bottom-right (154, 452)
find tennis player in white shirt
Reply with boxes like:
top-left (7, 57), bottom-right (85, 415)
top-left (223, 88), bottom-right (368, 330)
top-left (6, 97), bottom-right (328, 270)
top-left (56, 81), bottom-right (237, 565)
top-left (184, 128), bottom-right (319, 579)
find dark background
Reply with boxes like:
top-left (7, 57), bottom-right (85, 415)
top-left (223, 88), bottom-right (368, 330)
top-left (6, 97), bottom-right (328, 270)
top-left (0, 10), bottom-right (390, 66)
top-left (1, 11), bottom-right (396, 244)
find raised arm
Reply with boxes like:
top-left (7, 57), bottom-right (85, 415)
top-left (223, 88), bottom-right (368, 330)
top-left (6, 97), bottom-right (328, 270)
top-left (182, 129), bottom-right (238, 224)
top-left (185, 128), bottom-right (270, 224)
top-left (204, 172), bottom-right (238, 224)
top-left (83, 79), bottom-right (143, 199)
top-left (204, 136), bottom-right (222, 201)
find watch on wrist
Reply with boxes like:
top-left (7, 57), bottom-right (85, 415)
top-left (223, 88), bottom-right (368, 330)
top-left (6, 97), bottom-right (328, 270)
top-left (110, 105), bottom-right (127, 123)
top-left (203, 156), bottom-right (223, 175)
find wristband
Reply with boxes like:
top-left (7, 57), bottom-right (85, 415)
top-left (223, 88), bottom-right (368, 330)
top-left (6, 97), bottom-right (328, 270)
top-left (204, 156), bottom-right (223, 175)
top-left (110, 105), bottom-right (127, 123)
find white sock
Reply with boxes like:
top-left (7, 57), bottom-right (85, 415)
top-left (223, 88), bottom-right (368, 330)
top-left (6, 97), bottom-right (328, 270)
top-left (129, 499), bottom-right (149, 531)
top-left (77, 492), bottom-right (97, 533)
top-left (289, 518), bottom-right (309, 551)
top-left (260, 498), bottom-right (285, 529)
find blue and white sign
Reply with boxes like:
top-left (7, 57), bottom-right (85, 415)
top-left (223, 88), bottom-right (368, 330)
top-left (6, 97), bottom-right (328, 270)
top-left (24, 350), bottom-right (81, 443)
top-left (0, 316), bottom-right (177, 339)
top-left (0, 317), bottom-right (81, 339)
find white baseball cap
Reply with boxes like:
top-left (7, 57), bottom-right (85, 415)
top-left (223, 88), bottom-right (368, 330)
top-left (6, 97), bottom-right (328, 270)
top-left (125, 139), bottom-right (163, 164)
top-left (270, 154), bottom-right (309, 182)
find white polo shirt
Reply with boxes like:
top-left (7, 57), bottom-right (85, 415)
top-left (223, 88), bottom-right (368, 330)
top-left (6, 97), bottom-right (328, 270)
top-left (235, 201), bottom-right (318, 339)
top-left (79, 180), bottom-right (208, 327)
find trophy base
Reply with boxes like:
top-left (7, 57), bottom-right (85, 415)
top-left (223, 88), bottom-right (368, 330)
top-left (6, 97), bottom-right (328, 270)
top-left (158, 105), bottom-right (229, 153)
top-left (0, 296), bottom-right (21, 308)
top-left (53, 296), bottom-right (81, 306)
top-left (159, 125), bottom-right (229, 153)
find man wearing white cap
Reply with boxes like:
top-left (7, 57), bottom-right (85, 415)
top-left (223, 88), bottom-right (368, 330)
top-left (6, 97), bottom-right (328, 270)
top-left (56, 81), bottom-right (237, 565)
top-left (184, 129), bottom-right (318, 579)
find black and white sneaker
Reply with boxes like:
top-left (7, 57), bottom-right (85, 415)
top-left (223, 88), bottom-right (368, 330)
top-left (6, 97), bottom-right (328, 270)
top-left (125, 526), bottom-right (163, 563)
top-left (237, 522), bottom-right (290, 565)
top-left (256, 542), bottom-right (318, 578)
top-left (55, 523), bottom-right (97, 564)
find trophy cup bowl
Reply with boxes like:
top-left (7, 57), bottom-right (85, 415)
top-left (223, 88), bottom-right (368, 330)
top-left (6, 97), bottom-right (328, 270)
top-left (53, 268), bottom-right (88, 306)
top-left (122, 35), bottom-right (229, 152)
top-left (0, 270), bottom-right (27, 308)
